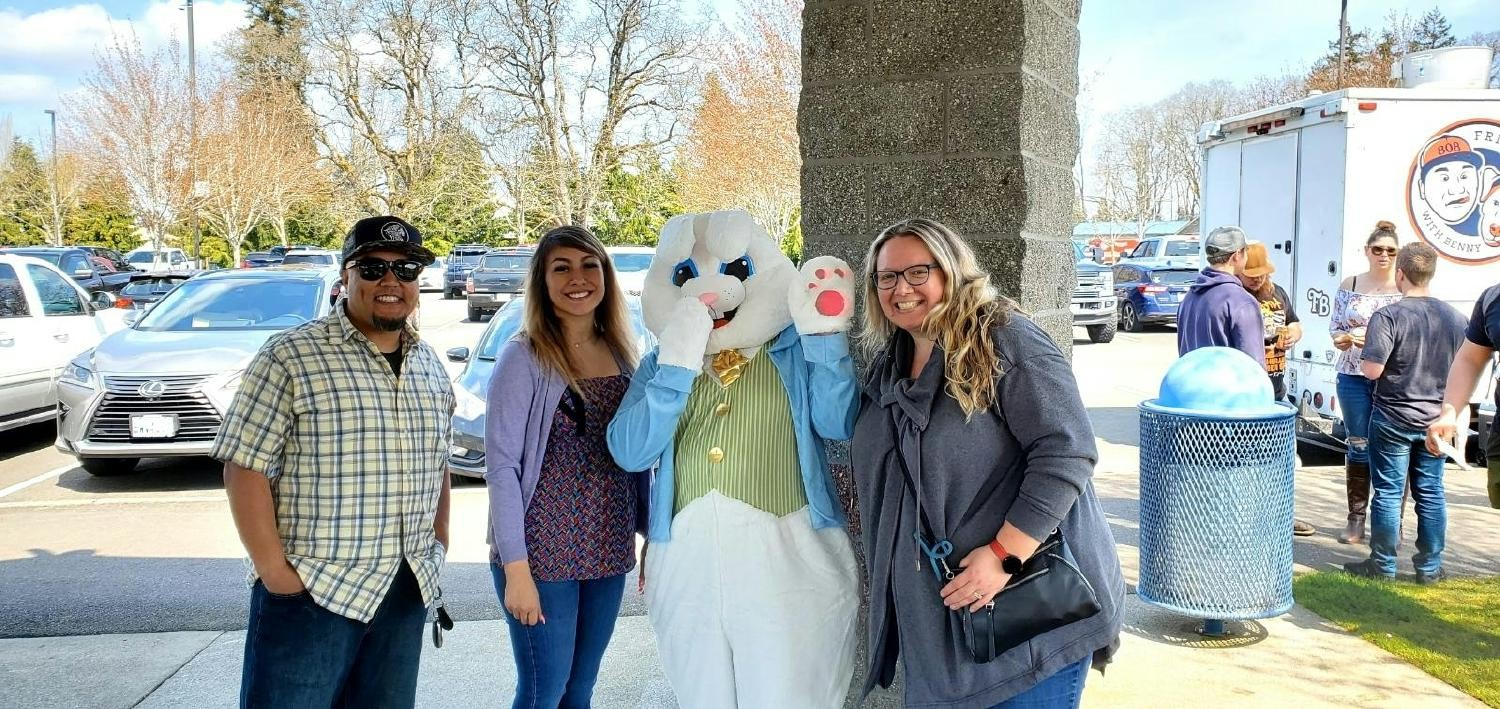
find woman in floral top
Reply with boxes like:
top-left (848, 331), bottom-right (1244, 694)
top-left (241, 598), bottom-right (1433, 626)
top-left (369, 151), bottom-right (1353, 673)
top-left (484, 226), bottom-right (643, 707)
top-left (1330, 221), bottom-right (1403, 544)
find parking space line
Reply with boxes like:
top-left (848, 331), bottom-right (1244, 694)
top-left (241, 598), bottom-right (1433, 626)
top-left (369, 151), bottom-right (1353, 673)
top-left (0, 463), bottom-right (78, 500)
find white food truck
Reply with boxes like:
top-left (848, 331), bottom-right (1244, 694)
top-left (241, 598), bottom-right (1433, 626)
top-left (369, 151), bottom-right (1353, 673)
top-left (1197, 47), bottom-right (1499, 462)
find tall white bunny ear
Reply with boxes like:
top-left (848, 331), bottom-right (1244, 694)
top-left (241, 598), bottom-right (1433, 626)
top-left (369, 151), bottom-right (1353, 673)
top-left (658, 213), bottom-right (698, 251)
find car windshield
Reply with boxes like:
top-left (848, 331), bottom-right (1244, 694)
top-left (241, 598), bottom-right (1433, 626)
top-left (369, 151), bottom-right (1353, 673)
top-left (1073, 243), bottom-right (1085, 261)
top-left (281, 253), bottom-right (335, 265)
top-left (1165, 241), bottom-right (1199, 256)
top-left (477, 301), bottom-right (528, 360)
top-left (612, 253), bottom-right (653, 272)
top-left (136, 278), bottom-right (323, 331)
top-left (120, 278), bottom-right (186, 296)
top-left (452, 255), bottom-right (482, 266)
top-left (481, 254), bottom-right (530, 270)
top-left (1151, 269), bottom-right (1200, 285)
top-left (128, 252), bottom-right (173, 265)
top-left (9, 251), bottom-right (63, 266)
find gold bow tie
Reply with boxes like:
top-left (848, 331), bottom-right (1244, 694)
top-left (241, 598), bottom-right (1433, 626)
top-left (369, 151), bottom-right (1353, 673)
top-left (711, 349), bottom-right (750, 388)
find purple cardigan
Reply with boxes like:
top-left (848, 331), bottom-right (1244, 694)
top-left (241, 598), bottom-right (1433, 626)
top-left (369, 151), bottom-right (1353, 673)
top-left (483, 337), bottom-right (648, 565)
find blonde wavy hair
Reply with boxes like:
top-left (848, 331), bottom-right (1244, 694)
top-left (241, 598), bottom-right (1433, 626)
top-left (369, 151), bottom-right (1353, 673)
top-left (521, 226), bottom-right (637, 400)
top-left (858, 218), bottom-right (1018, 418)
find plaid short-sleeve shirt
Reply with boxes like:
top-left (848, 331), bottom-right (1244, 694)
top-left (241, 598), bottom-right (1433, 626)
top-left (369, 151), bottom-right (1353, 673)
top-left (210, 306), bottom-right (455, 622)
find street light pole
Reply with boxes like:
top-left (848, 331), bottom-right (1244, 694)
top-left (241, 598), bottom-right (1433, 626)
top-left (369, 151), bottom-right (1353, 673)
top-left (186, 0), bottom-right (201, 266)
top-left (43, 109), bottom-right (62, 247)
top-left (1336, 0), bottom-right (1349, 89)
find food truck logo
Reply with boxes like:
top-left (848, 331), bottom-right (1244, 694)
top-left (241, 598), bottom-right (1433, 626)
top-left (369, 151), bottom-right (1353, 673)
top-left (1406, 119), bottom-right (1500, 265)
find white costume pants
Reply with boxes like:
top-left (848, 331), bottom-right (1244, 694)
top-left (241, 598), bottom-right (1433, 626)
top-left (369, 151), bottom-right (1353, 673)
top-left (645, 491), bottom-right (859, 708)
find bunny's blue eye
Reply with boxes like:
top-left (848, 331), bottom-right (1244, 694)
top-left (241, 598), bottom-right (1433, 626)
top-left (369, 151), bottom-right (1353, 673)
top-left (672, 260), bottom-right (699, 287)
top-left (720, 256), bottom-right (754, 281)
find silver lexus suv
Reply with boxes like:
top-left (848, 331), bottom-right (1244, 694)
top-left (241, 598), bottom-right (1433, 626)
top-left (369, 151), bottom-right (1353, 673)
top-left (55, 266), bottom-right (340, 476)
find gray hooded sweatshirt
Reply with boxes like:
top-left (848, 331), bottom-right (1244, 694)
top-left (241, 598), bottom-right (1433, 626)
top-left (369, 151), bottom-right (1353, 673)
top-left (852, 313), bottom-right (1125, 708)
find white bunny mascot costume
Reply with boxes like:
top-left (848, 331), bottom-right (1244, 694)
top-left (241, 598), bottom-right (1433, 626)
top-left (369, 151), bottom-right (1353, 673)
top-left (607, 210), bottom-right (860, 707)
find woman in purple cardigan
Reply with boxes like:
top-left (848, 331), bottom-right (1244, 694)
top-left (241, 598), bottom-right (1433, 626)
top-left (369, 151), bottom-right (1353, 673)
top-left (483, 226), bottom-right (644, 708)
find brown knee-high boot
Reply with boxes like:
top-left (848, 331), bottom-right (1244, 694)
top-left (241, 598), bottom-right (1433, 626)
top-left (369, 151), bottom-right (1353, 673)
top-left (1339, 461), bottom-right (1370, 544)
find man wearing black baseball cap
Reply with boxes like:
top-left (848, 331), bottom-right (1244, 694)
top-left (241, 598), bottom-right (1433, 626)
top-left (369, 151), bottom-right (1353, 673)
top-left (214, 214), bottom-right (453, 707)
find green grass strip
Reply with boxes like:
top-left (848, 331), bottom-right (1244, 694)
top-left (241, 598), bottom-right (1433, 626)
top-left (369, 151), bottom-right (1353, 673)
top-left (1294, 572), bottom-right (1500, 707)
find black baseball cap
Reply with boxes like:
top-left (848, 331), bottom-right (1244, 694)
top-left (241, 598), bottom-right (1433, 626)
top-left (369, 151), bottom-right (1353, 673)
top-left (341, 216), bottom-right (436, 266)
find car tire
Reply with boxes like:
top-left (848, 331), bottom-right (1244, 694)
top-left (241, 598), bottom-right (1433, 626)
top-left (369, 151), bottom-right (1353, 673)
top-left (1086, 321), bottom-right (1116, 344)
top-left (80, 458), bottom-right (140, 477)
top-left (1120, 301), bottom-right (1144, 332)
top-left (468, 305), bottom-right (483, 322)
top-left (444, 289), bottom-right (455, 300)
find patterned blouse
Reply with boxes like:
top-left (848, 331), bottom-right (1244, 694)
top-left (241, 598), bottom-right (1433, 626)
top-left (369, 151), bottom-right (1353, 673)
top-left (1330, 282), bottom-right (1403, 376)
top-left (524, 374), bottom-right (637, 583)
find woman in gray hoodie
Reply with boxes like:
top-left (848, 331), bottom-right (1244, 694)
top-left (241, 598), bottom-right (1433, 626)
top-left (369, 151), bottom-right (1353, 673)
top-left (851, 218), bottom-right (1124, 708)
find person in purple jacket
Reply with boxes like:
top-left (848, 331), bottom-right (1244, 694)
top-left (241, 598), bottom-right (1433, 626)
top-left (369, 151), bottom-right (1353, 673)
top-left (1176, 225), bottom-right (1266, 367)
top-left (483, 225), bottom-right (646, 708)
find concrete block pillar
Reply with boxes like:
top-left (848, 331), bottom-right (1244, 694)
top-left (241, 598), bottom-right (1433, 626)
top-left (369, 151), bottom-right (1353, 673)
top-left (799, 0), bottom-right (1083, 353)
top-left (798, 3), bottom-right (1083, 705)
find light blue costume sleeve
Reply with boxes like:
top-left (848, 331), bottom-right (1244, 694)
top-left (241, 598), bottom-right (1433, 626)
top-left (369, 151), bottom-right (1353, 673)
top-left (607, 349), bottom-right (699, 471)
top-left (799, 333), bottom-right (859, 441)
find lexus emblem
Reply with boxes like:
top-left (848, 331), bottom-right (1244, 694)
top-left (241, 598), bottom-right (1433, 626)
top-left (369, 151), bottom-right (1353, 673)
top-left (138, 380), bottom-right (167, 398)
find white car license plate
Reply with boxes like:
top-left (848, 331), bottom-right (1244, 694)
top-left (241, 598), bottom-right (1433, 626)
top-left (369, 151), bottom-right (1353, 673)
top-left (130, 414), bottom-right (179, 439)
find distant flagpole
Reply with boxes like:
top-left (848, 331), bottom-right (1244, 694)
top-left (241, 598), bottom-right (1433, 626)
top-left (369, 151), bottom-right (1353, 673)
top-left (1336, 0), bottom-right (1349, 88)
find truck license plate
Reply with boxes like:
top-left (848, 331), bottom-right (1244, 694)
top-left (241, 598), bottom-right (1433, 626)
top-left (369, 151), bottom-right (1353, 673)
top-left (130, 414), bottom-right (178, 439)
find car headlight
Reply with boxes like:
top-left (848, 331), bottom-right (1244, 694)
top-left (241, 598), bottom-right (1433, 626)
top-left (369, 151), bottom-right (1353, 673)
top-left (60, 352), bottom-right (96, 388)
top-left (454, 385), bottom-right (486, 420)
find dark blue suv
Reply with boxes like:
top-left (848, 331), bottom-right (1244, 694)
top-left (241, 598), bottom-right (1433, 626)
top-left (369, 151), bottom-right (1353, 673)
top-left (1112, 263), bottom-right (1198, 332)
top-left (444, 245), bottom-right (490, 299)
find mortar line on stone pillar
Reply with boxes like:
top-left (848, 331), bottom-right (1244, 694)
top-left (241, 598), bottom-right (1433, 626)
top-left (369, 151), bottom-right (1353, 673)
top-left (1019, 150), bottom-right (1077, 172)
top-left (801, 65), bottom-right (1025, 90)
top-left (804, 151), bottom-right (1023, 167)
top-left (1019, 65), bottom-right (1079, 101)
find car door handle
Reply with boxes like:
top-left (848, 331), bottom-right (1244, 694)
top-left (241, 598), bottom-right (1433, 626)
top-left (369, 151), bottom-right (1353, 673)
top-left (53, 332), bottom-right (70, 343)
top-left (0, 333), bottom-right (12, 347)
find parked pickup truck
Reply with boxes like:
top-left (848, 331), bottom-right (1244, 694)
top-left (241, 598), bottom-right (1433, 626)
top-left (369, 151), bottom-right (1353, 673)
top-left (466, 248), bottom-right (533, 322)
top-left (1071, 242), bottom-right (1116, 343)
top-left (0, 247), bottom-right (136, 294)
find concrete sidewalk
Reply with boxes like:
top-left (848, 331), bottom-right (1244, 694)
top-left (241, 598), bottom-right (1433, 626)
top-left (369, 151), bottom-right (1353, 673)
top-left (0, 596), bottom-right (1484, 708)
top-left (2, 332), bottom-right (1494, 708)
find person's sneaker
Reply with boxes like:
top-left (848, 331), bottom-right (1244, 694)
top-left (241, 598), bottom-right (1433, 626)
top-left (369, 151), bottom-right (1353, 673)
top-left (1292, 520), bottom-right (1316, 537)
top-left (1342, 559), bottom-right (1395, 580)
top-left (1415, 569), bottom-right (1448, 585)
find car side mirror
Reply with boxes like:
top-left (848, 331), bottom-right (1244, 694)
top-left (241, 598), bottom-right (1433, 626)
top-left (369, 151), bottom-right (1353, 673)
top-left (74, 269), bottom-right (96, 279)
top-left (446, 347), bottom-right (470, 363)
top-left (89, 291), bottom-right (116, 310)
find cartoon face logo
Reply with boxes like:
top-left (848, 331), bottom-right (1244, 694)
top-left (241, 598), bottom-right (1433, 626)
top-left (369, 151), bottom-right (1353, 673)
top-left (381, 221), bottom-right (407, 241)
top-left (1406, 121), bottom-right (1500, 265)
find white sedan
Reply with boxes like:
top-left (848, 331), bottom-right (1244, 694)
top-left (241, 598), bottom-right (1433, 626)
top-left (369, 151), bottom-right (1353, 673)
top-left (0, 254), bottom-right (115, 432)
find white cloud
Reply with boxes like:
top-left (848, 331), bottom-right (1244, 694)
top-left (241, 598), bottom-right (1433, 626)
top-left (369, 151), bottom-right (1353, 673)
top-left (0, 75), bottom-right (57, 104)
top-left (0, 1), bottom-right (249, 143)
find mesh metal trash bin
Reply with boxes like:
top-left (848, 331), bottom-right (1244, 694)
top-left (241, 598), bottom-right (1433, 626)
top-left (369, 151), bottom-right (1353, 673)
top-left (1136, 347), bottom-right (1297, 622)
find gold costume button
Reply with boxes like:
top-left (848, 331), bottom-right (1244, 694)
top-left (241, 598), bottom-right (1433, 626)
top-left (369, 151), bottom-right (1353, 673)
top-left (715, 403), bottom-right (731, 416)
top-left (708, 447), bottom-right (725, 463)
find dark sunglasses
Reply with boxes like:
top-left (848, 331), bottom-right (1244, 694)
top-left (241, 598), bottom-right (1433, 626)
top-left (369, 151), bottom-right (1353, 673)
top-left (1368, 246), bottom-right (1397, 256)
top-left (347, 257), bottom-right (424, 282)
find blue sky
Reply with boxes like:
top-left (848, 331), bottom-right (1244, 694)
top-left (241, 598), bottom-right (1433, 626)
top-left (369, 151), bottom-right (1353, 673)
top-left (1, 0), bottom-right (1496, 152)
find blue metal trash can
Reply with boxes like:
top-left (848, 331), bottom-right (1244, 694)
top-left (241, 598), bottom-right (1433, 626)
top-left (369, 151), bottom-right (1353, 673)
top-left (1137, 347), bottom-right (1296, 622)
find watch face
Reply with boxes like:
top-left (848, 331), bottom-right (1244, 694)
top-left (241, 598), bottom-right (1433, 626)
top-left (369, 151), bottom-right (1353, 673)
top-left (1002, 555), bottom-right (1024, 575)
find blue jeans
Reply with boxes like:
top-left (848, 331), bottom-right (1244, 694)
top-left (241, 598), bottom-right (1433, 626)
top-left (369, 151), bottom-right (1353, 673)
top-left (1336, 373), bottom-right (1374, 464)
top-left (241, 563), bottom-right (427, 708)
top-left (491, 565), bottom-right (626, 709)
top-left (1367, 410), bottom-right (1447, 577)
top-left (987, 657), bottom-right (1090, 709)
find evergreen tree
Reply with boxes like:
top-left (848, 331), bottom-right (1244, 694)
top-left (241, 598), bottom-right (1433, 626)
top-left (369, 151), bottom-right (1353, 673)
top-left (1411, 8), bottom-right (1456, 50)
top-left (0, 141), bottom-right (52, 246)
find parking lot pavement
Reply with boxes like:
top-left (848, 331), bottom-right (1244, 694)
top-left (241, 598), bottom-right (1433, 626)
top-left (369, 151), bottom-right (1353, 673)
top-left (0, 321), bottom-right (1492, 707)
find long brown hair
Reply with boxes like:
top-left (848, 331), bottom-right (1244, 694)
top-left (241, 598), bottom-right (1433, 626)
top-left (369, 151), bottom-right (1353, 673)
top-left (521, 226), bottom-right (637, 397)
top-left (857, 218), bottom-right (1018, 418)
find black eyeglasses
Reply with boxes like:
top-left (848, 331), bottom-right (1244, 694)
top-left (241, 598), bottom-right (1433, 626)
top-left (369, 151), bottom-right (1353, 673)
top-left (1369, 246), bottom-right (1397, 256)
top-left (347, 257), bottom-right (424, 282)
top-left (874, 263), bottom-right (940, 290)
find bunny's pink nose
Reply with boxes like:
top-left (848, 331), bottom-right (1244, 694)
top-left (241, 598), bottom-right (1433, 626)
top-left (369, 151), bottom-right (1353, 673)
top-left (698, 293), bottom-right (720, 308)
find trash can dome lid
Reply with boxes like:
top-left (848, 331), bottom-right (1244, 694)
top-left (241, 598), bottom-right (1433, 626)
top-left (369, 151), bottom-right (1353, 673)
top-left (1152, 347), bottom-right (1284, 416)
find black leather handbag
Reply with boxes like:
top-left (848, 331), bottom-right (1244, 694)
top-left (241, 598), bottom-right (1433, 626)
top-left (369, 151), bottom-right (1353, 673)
top-left (896, 450), bottom-right (1102, 664)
